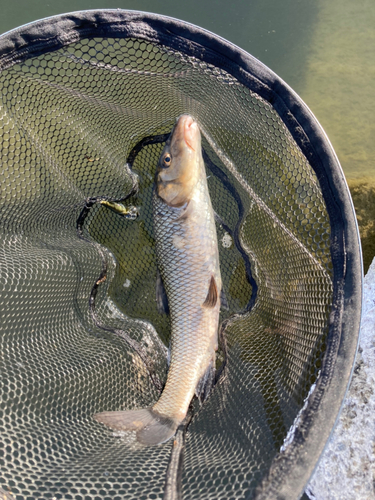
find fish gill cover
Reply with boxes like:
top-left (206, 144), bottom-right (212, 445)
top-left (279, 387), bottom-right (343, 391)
top-left (0, 10), bottom-right (361, 500)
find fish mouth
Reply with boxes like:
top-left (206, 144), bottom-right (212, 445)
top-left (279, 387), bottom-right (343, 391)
top-left (175, 114), bottom-right (198, 152)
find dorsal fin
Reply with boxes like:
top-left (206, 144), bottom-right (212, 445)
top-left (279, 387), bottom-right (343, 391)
top-left (202, 275), bottom-right (218, 308)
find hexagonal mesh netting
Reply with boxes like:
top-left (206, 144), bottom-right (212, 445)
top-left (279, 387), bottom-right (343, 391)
top-left (0, 10), bottom-right (361, 500)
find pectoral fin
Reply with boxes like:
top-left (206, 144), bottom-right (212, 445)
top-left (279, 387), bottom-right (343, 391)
top-left (156, 269), bottom-right (169, 315)
top-left (202, 275), bottom-right (218, 308)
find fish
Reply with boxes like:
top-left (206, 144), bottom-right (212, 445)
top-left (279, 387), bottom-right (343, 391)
top-left (94, 114), bottom-right (222, 445)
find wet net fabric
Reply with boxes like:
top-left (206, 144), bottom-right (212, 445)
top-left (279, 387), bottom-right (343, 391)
top-left (0, 15), bottom-right (342, 500)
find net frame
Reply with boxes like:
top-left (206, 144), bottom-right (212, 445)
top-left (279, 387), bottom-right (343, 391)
top-left (0, 10), bottom-right (362, 500)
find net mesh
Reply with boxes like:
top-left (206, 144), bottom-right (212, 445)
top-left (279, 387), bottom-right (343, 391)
top-left (0, 32), bottom-right (334, 499)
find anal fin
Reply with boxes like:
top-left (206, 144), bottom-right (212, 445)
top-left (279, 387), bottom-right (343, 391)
top-left (195, 356), bottom-right (216, 403)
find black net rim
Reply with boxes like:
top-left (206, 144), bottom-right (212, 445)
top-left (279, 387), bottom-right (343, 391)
top-left (0, 9), bottom-right (362, 499)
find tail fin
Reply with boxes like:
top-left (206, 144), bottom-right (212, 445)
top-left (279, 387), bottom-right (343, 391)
top-left (94, 408), bottom-right (179, 446)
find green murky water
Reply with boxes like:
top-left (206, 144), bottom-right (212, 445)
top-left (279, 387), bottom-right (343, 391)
top-left (301, 0), bottom-right (375, 181)
top-left (1, 0), bottom-right (374, 268)
top-left (2, 0), bottom-right (374, 180)
top-left (2, 0), bottom-right (374, 181)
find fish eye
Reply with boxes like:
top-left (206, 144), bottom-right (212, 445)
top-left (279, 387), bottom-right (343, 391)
top-left (163, 153), bottom-right (172, 167)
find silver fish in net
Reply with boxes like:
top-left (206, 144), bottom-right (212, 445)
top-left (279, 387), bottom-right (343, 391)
top-left (94, 114), bottom-right (222, 445)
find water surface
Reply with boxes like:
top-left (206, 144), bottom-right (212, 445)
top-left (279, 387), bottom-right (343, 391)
top-left (1, 0), bottom-right (373, 181)
top-left (1, 0), bottom-right (373, 270)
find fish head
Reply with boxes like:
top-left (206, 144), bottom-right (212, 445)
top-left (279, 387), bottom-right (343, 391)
top-left (156, 114), bottom-right (202, 207)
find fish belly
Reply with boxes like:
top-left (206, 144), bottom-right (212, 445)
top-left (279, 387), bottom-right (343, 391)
top-left (152, 179), bottom-right (221, 422)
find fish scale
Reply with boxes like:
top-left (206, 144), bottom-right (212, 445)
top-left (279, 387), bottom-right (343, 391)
top-left (152, 174), bottom-right (221, 420)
